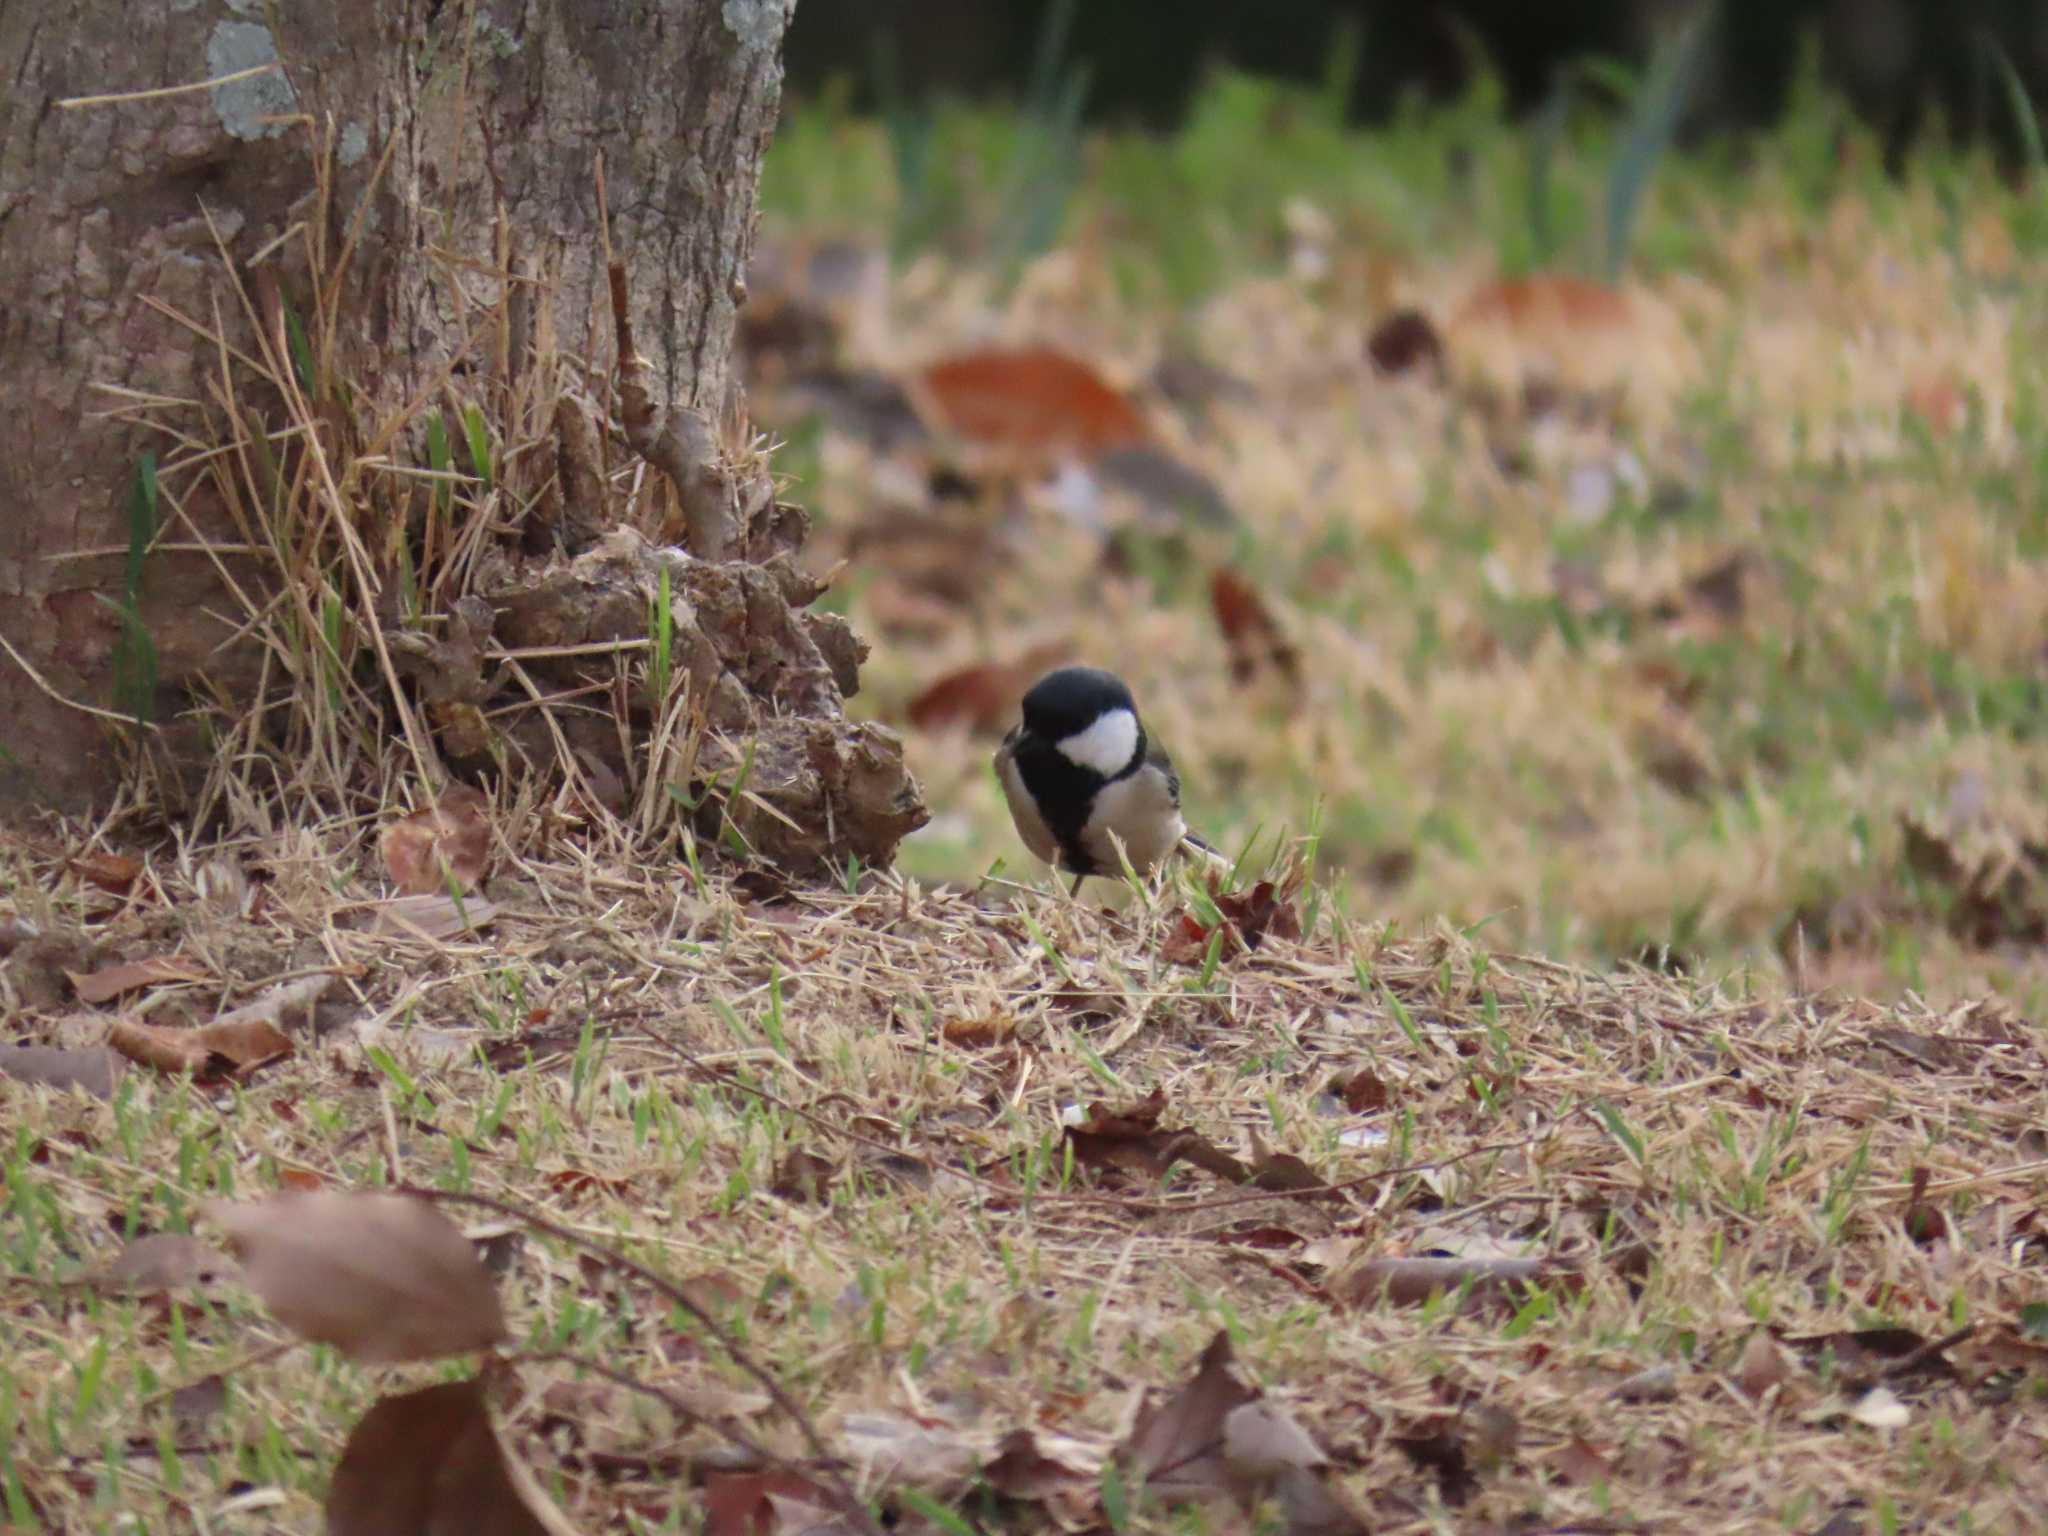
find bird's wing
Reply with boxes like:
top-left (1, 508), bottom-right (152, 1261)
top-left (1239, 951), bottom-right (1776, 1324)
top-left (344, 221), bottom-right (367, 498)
top-left (993, 728), bottom-right (1062, 866)
top-left (1142, 733), bottom-right (1182, 807)
top-left (1143, 735), bottom-right (1228, 867)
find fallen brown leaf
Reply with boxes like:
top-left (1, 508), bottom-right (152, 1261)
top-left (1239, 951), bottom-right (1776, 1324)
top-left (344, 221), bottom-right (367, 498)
top-left (942, 1013), bottom-right (1017, 1048)
top-left (1549, 1435), bottom-right (1615, 1486)
top-left (70, 850), bottom-right (142, 896)
top-left (980, 1427), bottom-right (1103, 1501)
top-left (704, 1471), bottom-right (844, 1536)
top-left (67, 953), bottom-right (208, 1005)
top-left (1783, 1325), bottom-right (1961, 1384)
top-left (197, 1017), bottom-right (295, 1071)
top-left (1390, 1418), bottom-right (1479, 1507)
top-left (1735, 1331), bottom-right (1791, 1401)
top-left (169, 1373), bottom-right (229, 1431)
top-left (917, 347), bottom-right (1149, 460)
top-left (105, 1020), bottom-right (210, 1075)
top-left (678, 1270), bottom-right (748, 1315)
top-left (202, 1190), bottom-right (508, 1363)
top-left (771, 1148), bottom-right (840, 1203)
top-left (1246, 1131), bottom-right (1325, 1194)
top-left (906, 645), bottom-right (1065, 734)
top-left (1210, 569), bottom-right (1302, 689)
top-left (1335, 1067), bottom-right (1388, 1113)
top-left (364, 893), bottom-right (500, 940)
top-left (326, 1376), bottom-right (578, 1536)
top-left (1121, 1330), bottom-right (1258, 1498)
top-left (381, 784), bottom-right (494, 895)
top-left (1159, 910), bottom-right (1217, 966)
top-left (1118, 1332), bottom-right (1369, 1533)
top-left (1365, 308), bottom-right (1446, 377)
top-left (1167, 881), bottom-right (1305, 969)
top-left (1064, 1088), bottom-right (1250, 1185)
top-left (106, 1013), bottom-right (294, 1079)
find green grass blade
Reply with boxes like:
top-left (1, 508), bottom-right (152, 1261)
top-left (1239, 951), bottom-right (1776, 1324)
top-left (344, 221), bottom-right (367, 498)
top-left (1525, 71), bottom-right (1572, 271)
top-left (1603, 4), bottom-right (1717, 281)
top-left (462, 403), bottom-right (494, 489)
top-left (283, 299), bottom-right (318, 402)
top-left (1983, 30), bottom-right (2047, 181)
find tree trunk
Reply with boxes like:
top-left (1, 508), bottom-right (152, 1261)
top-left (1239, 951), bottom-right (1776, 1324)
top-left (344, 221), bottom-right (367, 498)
top-left (0, 0), bottom-right (793, 813)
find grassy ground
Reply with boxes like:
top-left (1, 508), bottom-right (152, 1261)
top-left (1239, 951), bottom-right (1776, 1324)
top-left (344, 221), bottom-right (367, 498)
top-left (761, 56), bottom-right (2048, 1013)
top-left (2, 836), bottom-right (2046, 1532)
top-left (5, 53), bottom-right (2048, 1536)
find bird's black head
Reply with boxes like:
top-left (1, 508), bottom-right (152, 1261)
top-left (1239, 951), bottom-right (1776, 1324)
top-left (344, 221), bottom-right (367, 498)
top-left (1019, 666), bottom-right (1138, 743)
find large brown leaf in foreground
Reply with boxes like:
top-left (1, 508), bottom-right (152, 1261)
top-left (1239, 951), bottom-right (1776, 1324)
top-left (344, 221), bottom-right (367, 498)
top-left (1448, 272), bottom-right (1677, 399)
top-left (327, 1376), bottom-right (578, 1536)
top-left (203, 1191), bottom-right (507, 1363)
top-left (381, 785), bottom-right (494, 896)
top-left (1121, 1330), bottom-right (1364, 1535)
top-left (107, 1015), bottom-right (292, 1079)
top-left (917, 348), bottom-right (1148, 460)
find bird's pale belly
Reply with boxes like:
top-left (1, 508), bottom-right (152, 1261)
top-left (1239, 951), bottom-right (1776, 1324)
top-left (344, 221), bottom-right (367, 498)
top-left (1079, 770), bottom-right (1186, 875)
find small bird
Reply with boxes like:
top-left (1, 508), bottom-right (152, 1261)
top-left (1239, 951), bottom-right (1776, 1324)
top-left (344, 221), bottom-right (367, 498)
top-left (993, 665), bottom-right (1219, 895)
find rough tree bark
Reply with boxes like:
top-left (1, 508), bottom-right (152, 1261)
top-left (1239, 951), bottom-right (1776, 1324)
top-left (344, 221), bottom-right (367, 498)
top-left (0, 0), bottom-right (874, 821)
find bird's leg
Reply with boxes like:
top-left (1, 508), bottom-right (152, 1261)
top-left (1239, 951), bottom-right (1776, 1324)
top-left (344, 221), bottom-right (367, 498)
top-left (1069, 870), bottom-right (1087, 899)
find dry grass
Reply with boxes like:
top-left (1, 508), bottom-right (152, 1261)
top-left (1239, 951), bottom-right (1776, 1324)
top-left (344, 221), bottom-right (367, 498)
top-left (2, 822), bottom-right (2045, 1532)
top-left (759, 99), bottom-right (2048, 1014)
top-left (6, 65), bottom-right (2048, 1536)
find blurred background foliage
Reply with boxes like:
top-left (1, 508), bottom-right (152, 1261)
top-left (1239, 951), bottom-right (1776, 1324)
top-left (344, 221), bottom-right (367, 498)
top-left (747, 0), bottom-right (2048, 1012)
top-left (786, 0), bottom-right (2048, 163)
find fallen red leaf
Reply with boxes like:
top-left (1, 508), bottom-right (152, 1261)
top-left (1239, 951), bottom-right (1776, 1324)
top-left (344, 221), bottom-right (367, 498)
top-left (907, 644), bottom-right (1066, 734)
top-left (70, 850), bottom-right (142, 896)
top-left (1160, 910), bottom-right (1217, 966)
top-left (1456, 272), bottom-right (1633, 334)
top-left (1904, 369), bottom-right (1966, 437)
top-left (548, 1168), bottom-right (635, 1199)
top-left (1213, 881), bottom-right (1303, 949)
top-left (1209, 569), bottom-right (1302, 688)
top-left (1163, 881), bottom-right (1303, 968)
top-left (941, 1014), bottom-right (1016, 1048)
top-left (918, 347), bottom-right (1149, 459)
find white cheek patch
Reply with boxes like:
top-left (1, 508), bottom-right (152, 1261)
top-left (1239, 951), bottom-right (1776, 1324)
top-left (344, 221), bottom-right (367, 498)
top-left (1057, 708), bottom-right (1139, 776)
